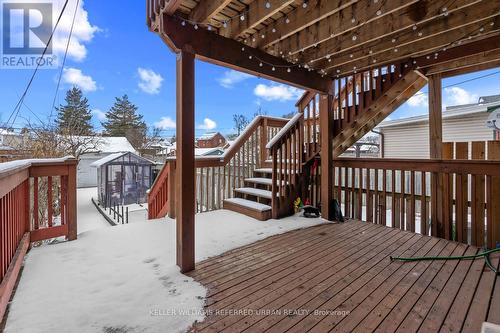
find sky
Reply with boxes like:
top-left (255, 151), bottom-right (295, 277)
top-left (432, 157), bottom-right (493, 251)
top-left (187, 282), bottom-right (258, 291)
top-left (1, 0), bottom-right (499, 137)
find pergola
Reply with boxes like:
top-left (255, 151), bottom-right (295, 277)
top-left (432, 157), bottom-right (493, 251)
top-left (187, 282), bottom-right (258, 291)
top-left (147, 0), bottom-right (500, 272)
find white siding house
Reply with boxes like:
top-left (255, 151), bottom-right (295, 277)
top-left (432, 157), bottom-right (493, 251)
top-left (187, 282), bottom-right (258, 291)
top-left (78, 137), bottom-right (137, 188)
top-left (376, 96), bottom-right (500, 159)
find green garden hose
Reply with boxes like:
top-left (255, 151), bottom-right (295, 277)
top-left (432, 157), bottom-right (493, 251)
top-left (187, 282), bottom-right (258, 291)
top-left (390, 248), bottom-right (500, 275)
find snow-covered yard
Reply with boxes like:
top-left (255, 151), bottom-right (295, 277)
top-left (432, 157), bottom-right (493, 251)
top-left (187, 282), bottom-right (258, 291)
top-left (4, 189), bottom-right (325, 333)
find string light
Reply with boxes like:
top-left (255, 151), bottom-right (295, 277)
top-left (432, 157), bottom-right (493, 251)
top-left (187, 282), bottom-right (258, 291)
top-left (173, 1), bottom-right (492, 79)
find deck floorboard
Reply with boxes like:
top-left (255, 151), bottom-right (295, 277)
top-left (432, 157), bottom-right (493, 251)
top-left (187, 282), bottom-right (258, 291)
top-left (188, 221), bottom-right (500, 333)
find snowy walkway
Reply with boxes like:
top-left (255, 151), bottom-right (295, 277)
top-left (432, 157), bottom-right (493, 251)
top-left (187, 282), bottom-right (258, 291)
top-left (77, 187), bottom-right (111, 233)
top-left (4, 208), bottom-right (325, 333)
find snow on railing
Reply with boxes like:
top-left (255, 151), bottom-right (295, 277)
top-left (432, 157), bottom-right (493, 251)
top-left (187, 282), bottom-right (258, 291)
top-left (0, 156), bottom-right (78, 320)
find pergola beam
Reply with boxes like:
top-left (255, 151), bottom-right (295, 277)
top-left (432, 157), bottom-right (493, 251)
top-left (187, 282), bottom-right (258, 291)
top-left (160, 14), bottom-right (332, 93)
top-left (189, 0), bottom-right (233, 23)
top-left (299, 0), bottom-right (482, 66)
top-left (254, 0), bottom-right (358, 49)
top-left (222, 0), bottom-right (297, 39)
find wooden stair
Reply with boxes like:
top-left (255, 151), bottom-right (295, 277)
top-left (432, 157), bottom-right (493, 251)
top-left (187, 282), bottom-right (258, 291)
top-left (223, 168), bottom-right (289, 221)
top-left (332, 70), bottom-right (427, 156)
top-left (149, 61), bottom-right (427, 222)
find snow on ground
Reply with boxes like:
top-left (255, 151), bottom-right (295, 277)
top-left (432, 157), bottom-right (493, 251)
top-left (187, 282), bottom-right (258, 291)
top-left (77, 187), bottom-right (111, 233)
top-left (5, 200), bottom-right (325, 333)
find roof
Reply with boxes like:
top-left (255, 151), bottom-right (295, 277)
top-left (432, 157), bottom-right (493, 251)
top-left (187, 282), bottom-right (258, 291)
top-left (76, 136), bottom-right (137, 154)
top-left (195, 147), bottom-right (225, 156)
top-left (90, 152), bottom-right (154, 168)
top-left (197, 132), bottom-right (224, 141)
top-left (377, 99), bottom-right (500, 129)
top-left (0, 129), bottom-right (18, 136)
top-left (479, 95), bottom-right (500, 104)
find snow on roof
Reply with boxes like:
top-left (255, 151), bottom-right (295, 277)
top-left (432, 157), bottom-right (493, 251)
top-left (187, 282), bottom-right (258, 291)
top-left (0, 129), bottom-right (17, 136)
top-left (90, 152), bottom-right (126, 167)
top-left (90, 152), bottom-right (154, 168)
top-left (197, 132), bottom-right (220, 140)
top-left (195, 147), bottom-right (224, 156)
top-left (73, 136), bottom-right (137, 154)
top-left (377, 99), bottom-right (500, 129)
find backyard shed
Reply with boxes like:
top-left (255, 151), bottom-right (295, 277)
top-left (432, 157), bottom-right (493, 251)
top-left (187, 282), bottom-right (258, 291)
top-left (91, 152), bottom-right (154, 206)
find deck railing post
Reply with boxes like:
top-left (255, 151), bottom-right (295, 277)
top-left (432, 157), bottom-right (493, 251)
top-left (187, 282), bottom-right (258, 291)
top-left (66, 162), bottom-right (77, 241)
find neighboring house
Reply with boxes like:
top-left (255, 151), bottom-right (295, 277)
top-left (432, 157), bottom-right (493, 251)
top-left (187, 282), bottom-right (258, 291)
top-left (0, 129), bottom-right (25, 162)
top-left (376, 95), bottom-right (500, 159)
top-left (141, 138), bottom-right (175, 162)
top-left (78, 137), bottom-right (137, 188)
top-left (196, 132), bottom-right (227, 148)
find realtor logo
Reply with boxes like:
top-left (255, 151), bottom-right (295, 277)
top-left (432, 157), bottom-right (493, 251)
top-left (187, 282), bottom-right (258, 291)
top-left (1, 0), bottom-right (57, 69)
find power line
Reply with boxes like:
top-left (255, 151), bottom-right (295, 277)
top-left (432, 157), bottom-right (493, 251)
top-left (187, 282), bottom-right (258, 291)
top-left (412, 69), bottom-right (500, 97)
top-left (4, 0), bottom-right (70, 128)
top-left (50, 0), bottom-right (80, 120)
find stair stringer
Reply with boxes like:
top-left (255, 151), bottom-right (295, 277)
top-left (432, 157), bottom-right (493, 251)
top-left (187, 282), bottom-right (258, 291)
top-left (333, 71), bottom-right (427, 157)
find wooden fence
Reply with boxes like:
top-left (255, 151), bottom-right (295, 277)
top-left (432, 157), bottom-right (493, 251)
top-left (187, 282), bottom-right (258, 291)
top-left (0, 157), bottom-right (77, 320)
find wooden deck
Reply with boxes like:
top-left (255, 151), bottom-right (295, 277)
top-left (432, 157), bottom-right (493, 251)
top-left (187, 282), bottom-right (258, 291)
top-left (187, 221), bottom-right (500, 333)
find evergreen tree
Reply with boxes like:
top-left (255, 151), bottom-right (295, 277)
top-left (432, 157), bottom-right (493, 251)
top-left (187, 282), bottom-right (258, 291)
top-left (102, 95), bottom-right (147, 149)
top-left (55, 87), bottom-right (94, 135)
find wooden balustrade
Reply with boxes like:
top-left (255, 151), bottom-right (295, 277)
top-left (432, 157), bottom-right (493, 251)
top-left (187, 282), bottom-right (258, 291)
top-left (266, 113), bottom-right (304, 219)
top-left (0, 157), bottom-right (77, 320)
top-left (332, 151), bottom-right (500, 249)
top-left (147, 116), bottom-right (288, 219)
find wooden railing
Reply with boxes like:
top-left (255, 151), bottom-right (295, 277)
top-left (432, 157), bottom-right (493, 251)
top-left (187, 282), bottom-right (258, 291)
top-left (0, 157), bottom-right (77, 320)
top-left (332, 151), bottom-right (500, 249)
top-left (297, 60), bottom-right (415, 158)
top-left (267, 113), bottom-right (304, 219)
top-left (148, 161), bottom-right (175, 219)
top-left (147, 116), bottom-right (288, 219)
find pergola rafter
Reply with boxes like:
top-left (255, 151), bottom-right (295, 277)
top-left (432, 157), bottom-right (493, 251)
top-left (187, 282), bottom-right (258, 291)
top-left (221, 0), bottom-right (297, 39)
top-left (292, 0), bottom-right (484, 65)
top-left (254, 0), bottom-right (358, 49)
top-left (189, 0), bottom-right (233, 23)
top-left (268, 0), bottom-right (421, 57)
top-left (324, 13), bottom-right (500, 76)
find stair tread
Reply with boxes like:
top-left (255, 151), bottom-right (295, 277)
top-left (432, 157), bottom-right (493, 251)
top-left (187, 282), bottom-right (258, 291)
top-left (254, 168), bottom-right (298, 174)
top-left (244, 178), bottom-right (288, 186)
top-left (224, 198), bottom-right (271, 212)
top-left (234, 187), bottom-right (273, 199)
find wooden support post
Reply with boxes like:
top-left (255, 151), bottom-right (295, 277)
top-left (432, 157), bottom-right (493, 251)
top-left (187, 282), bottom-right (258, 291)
top-left (66, 163), bottom-right (77, 241)
top-left (320, 92), bottom-right (334, 221)
top-left (176, 48), bottom-right (196, 273)
top-left (428, 74), bottom-right (443, 238)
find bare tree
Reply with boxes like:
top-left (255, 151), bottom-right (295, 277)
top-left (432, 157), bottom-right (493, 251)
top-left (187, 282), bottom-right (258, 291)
top-left (233, 114), bottom-right (250, 136)
top-left (16, 119), bottom-right (101, 159)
